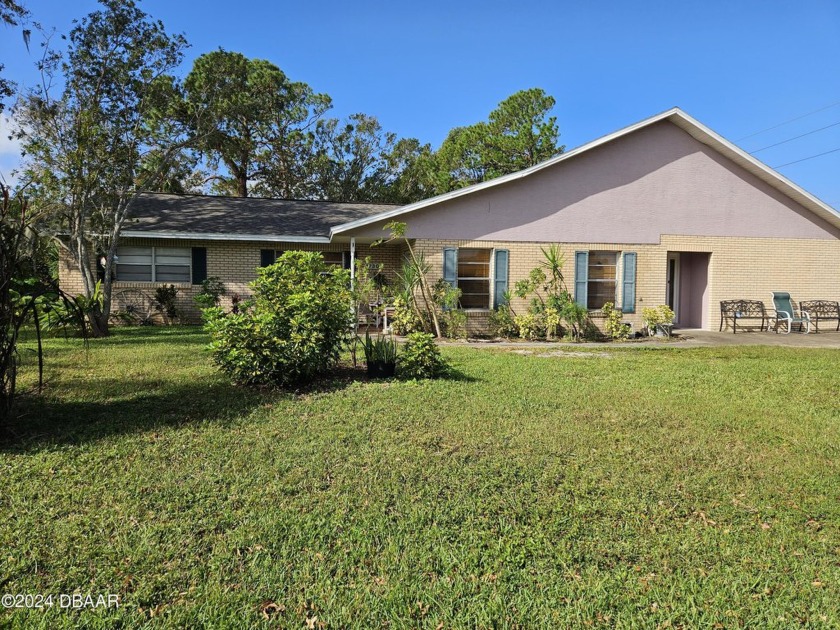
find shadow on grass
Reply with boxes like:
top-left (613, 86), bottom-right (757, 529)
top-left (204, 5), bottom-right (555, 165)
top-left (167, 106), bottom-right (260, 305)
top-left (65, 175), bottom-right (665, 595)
top-left (2, 381), bottom-right (265, 453)
top-left (1, 364), bottom-right (373, 454)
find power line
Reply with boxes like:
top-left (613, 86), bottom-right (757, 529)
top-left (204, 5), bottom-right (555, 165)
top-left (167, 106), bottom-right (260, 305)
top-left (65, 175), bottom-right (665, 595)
top-left (774, 147), bottom-right (840, 169)
top-left (736, 101), bottom-right (840, 141)
top-left (749, 121), bottom-right (840, 154)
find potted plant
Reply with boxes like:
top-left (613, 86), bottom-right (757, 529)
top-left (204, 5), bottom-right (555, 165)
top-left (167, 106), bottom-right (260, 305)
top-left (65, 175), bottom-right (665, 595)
top-left (362, 331), bottom-right (398, 378)
top-left (642, 305), bottom-right (675, 337)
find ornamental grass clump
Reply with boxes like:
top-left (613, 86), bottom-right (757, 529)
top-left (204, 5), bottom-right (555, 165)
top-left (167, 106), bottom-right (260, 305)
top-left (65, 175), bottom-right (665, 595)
top-left (203, 251), bottom-right (352, 387)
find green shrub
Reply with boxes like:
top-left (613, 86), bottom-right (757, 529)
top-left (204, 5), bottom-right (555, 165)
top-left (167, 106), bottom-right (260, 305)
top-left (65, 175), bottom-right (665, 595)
top-left (514, 312), bottom-right (545, 340)
top-left (389, 295), bottom-right (423, 335)
top-left (194, 276), bottom-right (226, 309)
top-left (489, 304), bottom-right (518, 338)
top-left (154, 284), bottom-right (178, 322)
top-left (642, 305), bottom-right (675, 336)
top-left (398, 332), bottom-right (448, 379)
top-left (560, 300), bottom-right (590, 341)
top-left (432, 278), bottom-right (467, 339)
top-left (203, 251), bottom-right (352, 387)
top-left (601, 301), bottom-right (631, 341)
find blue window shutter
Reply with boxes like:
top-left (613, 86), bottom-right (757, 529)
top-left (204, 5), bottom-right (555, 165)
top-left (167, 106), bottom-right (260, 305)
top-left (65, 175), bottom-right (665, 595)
top-left (494, 249), bottom-right (509, 308)
top-left (260, 249), bottom-right (275, 267)
top-left (574, 251), bottom-right (589, 307)
top-left (443, 248), bottom-right (458, 288)
top-left (622, 252), bottom-right (637, 313)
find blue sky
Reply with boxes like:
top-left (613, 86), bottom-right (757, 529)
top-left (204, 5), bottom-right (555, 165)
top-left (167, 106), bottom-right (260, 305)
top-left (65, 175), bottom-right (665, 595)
top-left (2, 0), bottom-right (839, 207)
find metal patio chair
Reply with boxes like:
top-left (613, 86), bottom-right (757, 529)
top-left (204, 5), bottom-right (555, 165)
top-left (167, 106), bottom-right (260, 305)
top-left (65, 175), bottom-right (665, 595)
top-left (771, 291), bottom-right (811, 334)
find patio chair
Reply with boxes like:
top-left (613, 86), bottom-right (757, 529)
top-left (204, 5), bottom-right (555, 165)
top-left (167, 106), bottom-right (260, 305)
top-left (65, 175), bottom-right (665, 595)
top-left (770, 292), bottom-right (811, 334)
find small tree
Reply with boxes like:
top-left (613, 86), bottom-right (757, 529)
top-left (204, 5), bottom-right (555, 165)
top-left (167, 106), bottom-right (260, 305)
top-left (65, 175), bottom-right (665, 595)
top-left (375, 221), bottom-right (442, 338)
top-left (14, 0), bottom-right (190, 337)
top-left (1, 184), bottom-right (84, 426)
top-left (204, 251), bottom-right (352, 387)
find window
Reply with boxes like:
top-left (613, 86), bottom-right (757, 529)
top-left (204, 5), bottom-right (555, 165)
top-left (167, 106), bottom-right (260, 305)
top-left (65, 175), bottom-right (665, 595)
top-left (575, 251), bottom-right (636, 312)
top-left (116, 246), bottom-right (191, 283)
top-left (444, 248), bottom-right (491, 309)
top-left (586, 251), bottom-right (617, 309)
top-left (320, 251), bottom-right (346, 267)
top-left (261, 250), bottom-right (350, 268)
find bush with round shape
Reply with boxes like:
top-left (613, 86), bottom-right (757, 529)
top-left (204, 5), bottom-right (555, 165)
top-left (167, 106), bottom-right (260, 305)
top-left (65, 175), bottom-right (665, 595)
top-left (203, 251), bottom-right (352, 387)
top-left (398, 332), bottom-right (448, 379)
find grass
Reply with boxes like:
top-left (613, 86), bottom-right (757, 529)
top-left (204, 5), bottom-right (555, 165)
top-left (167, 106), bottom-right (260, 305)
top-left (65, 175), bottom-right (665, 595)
top-left (1, 327), bottom-right (839, 628)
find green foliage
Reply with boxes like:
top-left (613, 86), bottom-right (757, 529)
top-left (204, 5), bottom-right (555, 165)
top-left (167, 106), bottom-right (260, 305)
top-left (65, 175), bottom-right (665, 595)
top-left (0, 0), bottom-right (29, 113)
top-left (539, 244), bottom-right (566, 296)
top-left (194, 276), bottom-right (226, 309)
top-left (13, 0), bottom-right (189, 337)
top-left (508, 247), bottom-right (593, 341)
top-left (398, 332), bottom-right (448, 379)
top-left (428, 88), bottom-right (564, 194)
top-left (388, 295), bottom-right (423, 336)
top-left (203, 251), bottom-right (352, 387)
top-left (488, 304), bottom-right (518, 338)
top-left (183, 50), bottom-right (332, 198)
top-left (514, 312), bottom-right (545, 340)
top-left (544, 305), bottom-right (563, 339)
top-left (601, 302), bottom-right (632, 341)
top-left (560, 300), bottom-right (591, 341)
top-left (153, 284), bottom-right (178, 322)
top-left (432, 278), bottom-right (467, 339)
top-left (36, 281), bottom-right (102, 336)
top-left (361, 331), bottom-right (397, 365)
top-left (377, 228), bottom-right (441, 338)
top-left (1, 185), bottom-right (87, 422)
top-left (514, 267), bottom-right (547, 302)
top-left (642, 305), bottom-right (676, 336)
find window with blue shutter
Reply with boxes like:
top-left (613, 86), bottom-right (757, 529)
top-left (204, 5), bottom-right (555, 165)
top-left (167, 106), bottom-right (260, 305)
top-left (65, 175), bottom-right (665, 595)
top-left (621, 252), bottom-right (637, 313)
top-left (493, 249), bottom-right (509, 308)
top-left (443, 248), bottom-right (458, 289)
top-left (574, 251), bottom-right (589, 307)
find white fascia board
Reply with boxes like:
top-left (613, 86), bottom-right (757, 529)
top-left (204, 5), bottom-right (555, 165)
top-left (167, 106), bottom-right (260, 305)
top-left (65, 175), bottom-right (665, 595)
top-left (121, 230), bottom-right (331, 243)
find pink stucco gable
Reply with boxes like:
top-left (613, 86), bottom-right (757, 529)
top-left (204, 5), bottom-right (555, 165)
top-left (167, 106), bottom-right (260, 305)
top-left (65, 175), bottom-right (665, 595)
top-left (346, 120), bottom-right (840, 243)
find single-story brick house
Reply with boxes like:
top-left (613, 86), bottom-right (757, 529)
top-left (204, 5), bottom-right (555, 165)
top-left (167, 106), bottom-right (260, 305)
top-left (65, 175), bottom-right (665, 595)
top-left (59, 107), bottom-right (840, 333)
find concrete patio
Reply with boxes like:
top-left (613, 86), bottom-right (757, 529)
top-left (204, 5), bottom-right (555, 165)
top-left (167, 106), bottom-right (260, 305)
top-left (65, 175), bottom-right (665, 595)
top-left (670, 328), bottom-right (840, 348)
top-left (446, 328), bottom-right (840, 349)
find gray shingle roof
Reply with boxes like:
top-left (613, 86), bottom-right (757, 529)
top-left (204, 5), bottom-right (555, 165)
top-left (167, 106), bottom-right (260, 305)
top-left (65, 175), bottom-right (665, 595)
top-left (124, 192), bottom-right (397, 239)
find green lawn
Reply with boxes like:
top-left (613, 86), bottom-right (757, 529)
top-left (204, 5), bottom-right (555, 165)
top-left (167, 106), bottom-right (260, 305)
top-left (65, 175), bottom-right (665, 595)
top-left (2, 328), bottom-right (839, 628)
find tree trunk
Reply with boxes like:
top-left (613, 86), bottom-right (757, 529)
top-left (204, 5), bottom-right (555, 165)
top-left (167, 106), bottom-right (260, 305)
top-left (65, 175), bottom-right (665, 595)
top-left (404, 239), bottom-right (442, 338)
top-left (89, 311), bottom-right (110, 338)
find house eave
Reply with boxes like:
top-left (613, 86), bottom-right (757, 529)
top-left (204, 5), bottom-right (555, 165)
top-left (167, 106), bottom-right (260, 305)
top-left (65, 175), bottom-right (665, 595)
top-left (120, 230), bottom-right (331, 243)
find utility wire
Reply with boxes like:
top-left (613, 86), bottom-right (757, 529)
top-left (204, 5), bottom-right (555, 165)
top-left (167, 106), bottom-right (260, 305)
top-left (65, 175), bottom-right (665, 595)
top-left (749, 121), bottom-right (840, 154)
top-left (774, 147), bottom-right (840, 169)
top-left (736, 100), bottom-right (840, 141)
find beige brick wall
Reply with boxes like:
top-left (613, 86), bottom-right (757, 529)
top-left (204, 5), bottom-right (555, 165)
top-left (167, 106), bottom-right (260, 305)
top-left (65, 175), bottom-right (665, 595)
top-left (59, 239), bottom-right (403, 324)
top-left (660, 234), bottom-right (840, 330)
top-left (59, 235), bottom-right (840, 332)
top-left (413, 236), bottom-right (840, 334)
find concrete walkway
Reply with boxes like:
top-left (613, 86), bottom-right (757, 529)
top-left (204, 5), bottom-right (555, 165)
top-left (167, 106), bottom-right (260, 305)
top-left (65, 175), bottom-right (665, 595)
top-left (441, 328), bottom-right (840, 350)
